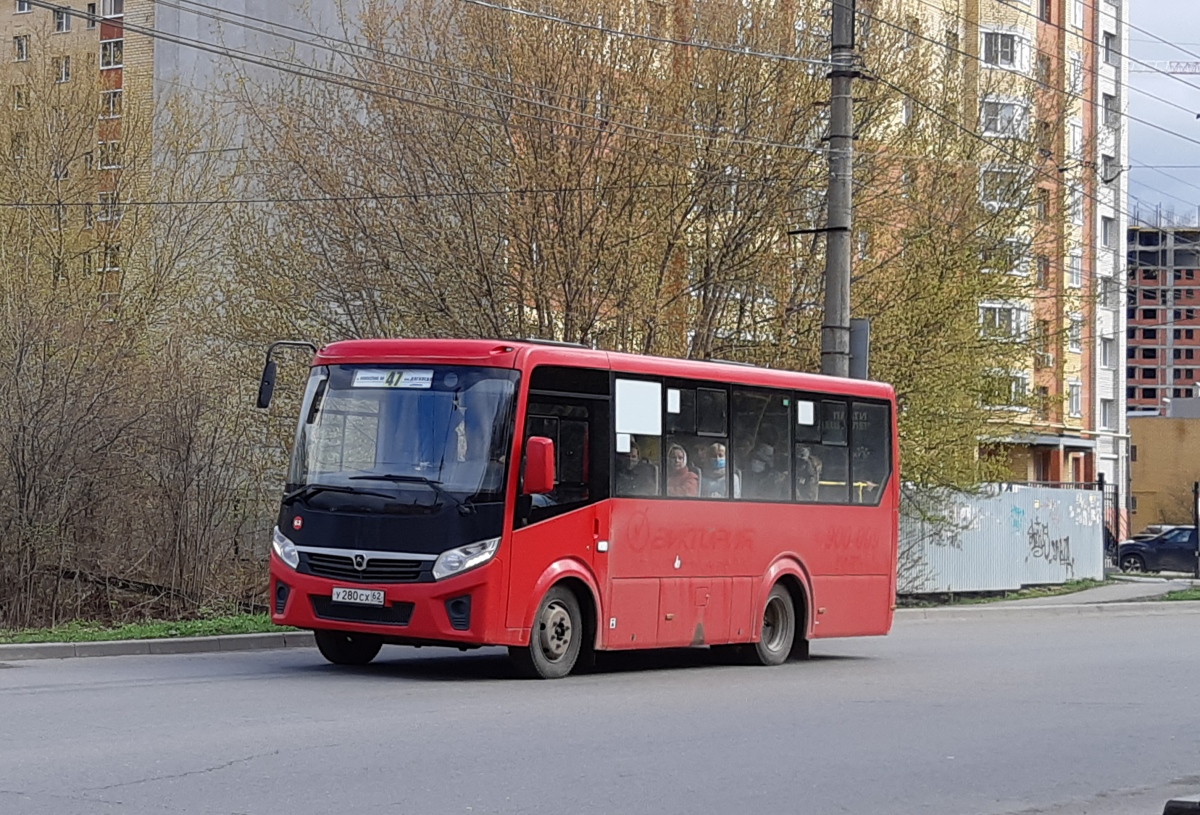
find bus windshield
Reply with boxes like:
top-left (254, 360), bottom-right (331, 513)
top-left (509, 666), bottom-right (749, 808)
top-left (287, 365), bottom-right (519, 502)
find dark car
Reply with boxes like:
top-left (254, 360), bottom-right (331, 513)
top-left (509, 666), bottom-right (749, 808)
top-left (1118, 526), bottom-right (1199, 573)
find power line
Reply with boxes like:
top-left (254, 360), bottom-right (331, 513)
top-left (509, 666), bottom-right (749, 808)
top-left (22, 0), bottom-right (829, 173)
top-left (859, 2), bottom-right (1200, 151)
top-left (150, 0), bottom-right (832, 157)
top-left (459, 0), bottom-right (832, 68)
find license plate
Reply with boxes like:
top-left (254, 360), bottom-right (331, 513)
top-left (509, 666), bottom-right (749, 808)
top-left (331, 587), bottom-right (385, 607)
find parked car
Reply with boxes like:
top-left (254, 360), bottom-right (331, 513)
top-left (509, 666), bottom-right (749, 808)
top-left (1118, 526), bottom-right (1199, 573)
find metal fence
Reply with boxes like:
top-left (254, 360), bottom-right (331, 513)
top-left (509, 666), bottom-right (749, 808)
top-left (899, 483), bottom-right (1106, 594)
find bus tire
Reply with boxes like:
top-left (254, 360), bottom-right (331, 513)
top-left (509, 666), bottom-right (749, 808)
top-left (753, 584), bottom-right (795, 667)
top-left (314, 629), bottom-right (383, 666)
top-left (509, 585), bottom-right (582, 679)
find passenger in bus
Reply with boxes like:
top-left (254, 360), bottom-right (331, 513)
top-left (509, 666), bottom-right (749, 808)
top-left (615, 439), bottom-right (659, 496)
top-left (700, 442), bottom-right (740, 498)
top-left (795, 445), bottom-right (823, 502)
top-left (745, 442), bottom-right (788, 500)
top-left (666, 443), bottom-right (700, 497)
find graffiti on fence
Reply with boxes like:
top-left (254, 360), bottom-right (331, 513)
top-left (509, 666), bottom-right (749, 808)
top-left (1026, 518), bottom-right (1075, 575)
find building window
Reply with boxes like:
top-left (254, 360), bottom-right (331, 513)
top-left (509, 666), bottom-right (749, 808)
top-left (86, 3), bottom-right (96, 28)
top-left (1101, 399), bottom-right (1114, 430)
top-left (1038, 0), bottom-right (1051, 22)
top-left (1145, 329), bottom-right (1158, 340)
top-left (1068, 382), bottom-right (1082, 418)
top-left (12, 84), bottom-right (27, 110)
top-left (11, 131), bottom-right (26, 160)
top-left (100, 38), bottom-right (122, 69)
top-left (53, 7), bottom-right (70, 32)
top-left (981, 167), bottom-right (1024, 209)
top-left (981, 99), bottom-right (1027, 137)
top-left (1035, 188), bottom-right (1050, 221)
top-left (96, 191), bottom-right (121, 222)
top-left (100, 0), bottom-right (123, 17)
top-left (14, 34), bottom-right (29, 62)
top-left (1104, 32), bottom-right (1119, 66)
top-left (983, 32), bottom-right (1018, 68)
top-left (1069, 184), bottom-right (1083, 225)
top-left (1102, 217), bottom-right (1116, 248)
top-left (1069, 121), bottom-right (1083, 159)
top-left (51, 158), bottom-right (68, 180)
top-left (1036, 255), bottom-right (1050, 288)
top-left (97, 140), bottom-right (120, 169)
top-left (980, 303), bottom-right (1027, 339)
top-left (82, 202), bottom-right (93, 229)
top-left (984, 371), bottom-right (1029, 408)
top-left (1101, 338), bottom-right (1115, 368)
top-left (1072, 0), bottom-right (1084, 28)
top-left (1069, 315), bottom-right (1083, 352)
top-left (1069, 253), bottom-right (1083, 288)
top-left (1103, 93), bottom-right (1119, 127)
top-left (16, 0), bottom-right (30, 12)
top-left (1069, 54), bottom-right (1083, 94)
top-left (101, 243), bottom-right (120, 271)
top-left (1102, 155), bottom-right (1119, 185)
top-left (100, 88), bottom-right (121, 118)
top-left (53, 55), bottom-right (70, 83)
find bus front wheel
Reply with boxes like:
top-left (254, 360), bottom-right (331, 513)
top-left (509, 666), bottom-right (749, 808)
top-left (509, 585), bottom-right (582, 679)
top-left (753, 584), bottom-right (796, 666)
top-left (314, 629), bottom-right (383, 666)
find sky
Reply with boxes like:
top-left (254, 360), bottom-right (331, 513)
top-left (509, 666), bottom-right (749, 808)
top-left (1127, 0), bottom-right (1200, 224)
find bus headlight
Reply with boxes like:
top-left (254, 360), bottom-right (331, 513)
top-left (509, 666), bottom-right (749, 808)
top-left (433, 537), bottom-right (500, 581)
top-left (272, 527), bottom-right (300, 570)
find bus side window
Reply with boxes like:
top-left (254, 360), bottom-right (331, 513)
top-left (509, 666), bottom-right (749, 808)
top-left (795, 398), bottom-right (849, 504)
top-left (614, 378), bottom-right (663, 497)
top-left (851, 402), bottom-right (890, 505)
top-left (732, 388), bottom-right (791, 501)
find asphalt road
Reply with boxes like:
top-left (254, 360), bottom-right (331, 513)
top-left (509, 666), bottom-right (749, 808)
top-left (2, 609), bottom-right (1199, 815)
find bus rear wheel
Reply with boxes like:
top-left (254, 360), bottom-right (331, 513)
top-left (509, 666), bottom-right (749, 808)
top-left (314, 629), bottom-right (383, 666)
top-left (753, 584), bottom-right (796, 666)
top-left (509, 586), bottom-right (582, 679)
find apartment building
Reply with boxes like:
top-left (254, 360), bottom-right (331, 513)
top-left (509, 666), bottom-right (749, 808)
top-left (1126, 222), bottom-right (1200, 416)
top-left (899, 0), bottom-right (1128, 491)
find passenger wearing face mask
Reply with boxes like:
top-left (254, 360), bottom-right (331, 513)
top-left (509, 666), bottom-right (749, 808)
top-left (701, 442), bottom-right (740, 498)
top-left (746, 442), bottom-right (788, 500)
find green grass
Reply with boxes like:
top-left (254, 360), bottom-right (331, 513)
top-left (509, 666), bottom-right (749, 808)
top-left (898, 578), bottom-right (1109, 608)
top-left (0, 614), bottom-right (291, 644)
top-left (1162, 587), bottom-right (1200, 601)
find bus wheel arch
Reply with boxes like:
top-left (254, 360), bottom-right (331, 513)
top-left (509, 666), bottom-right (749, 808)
top-left (775, 573), bottom-right (810, 661)
top-left (510, 581), bottom-right (594, 679)
top-left (760, 558), bottom-right (813, 661)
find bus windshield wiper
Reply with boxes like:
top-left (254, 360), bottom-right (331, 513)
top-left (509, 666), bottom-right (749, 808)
top-left (348, 474), bottom-right (475, 514)
top-left (283, 483), bottom-right (397, 503)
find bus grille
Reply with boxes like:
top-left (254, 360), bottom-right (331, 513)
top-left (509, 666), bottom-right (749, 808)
top-left (301, 552), bottom-right (425, 583)
top-left (311, 597), bottom-right (414, 626)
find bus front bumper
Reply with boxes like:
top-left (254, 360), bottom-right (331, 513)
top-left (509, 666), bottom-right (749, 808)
top-left (269, 552), bottom-right (502, 646)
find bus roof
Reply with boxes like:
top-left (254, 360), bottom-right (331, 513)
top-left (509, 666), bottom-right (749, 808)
top-left (314, 338), bottom-right (894, 400)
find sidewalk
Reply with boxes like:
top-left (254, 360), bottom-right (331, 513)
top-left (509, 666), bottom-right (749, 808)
top-left (990, 574), bottom-right (1200, 607)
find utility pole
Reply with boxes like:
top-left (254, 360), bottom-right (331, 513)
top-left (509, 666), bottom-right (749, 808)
top-left (821, 0), bottom-right (857, 378)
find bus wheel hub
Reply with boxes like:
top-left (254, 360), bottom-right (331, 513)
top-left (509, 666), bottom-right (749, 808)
top-left (540, 602), bottom-right (572, 660)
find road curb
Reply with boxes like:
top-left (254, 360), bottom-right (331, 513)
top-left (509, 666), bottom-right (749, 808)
top-left (0, 631), bottom-right (314, 662)
top-left (4, 601), bottom-right (1198, 661)
top-left (896, 599), bottom-right (1200, 620)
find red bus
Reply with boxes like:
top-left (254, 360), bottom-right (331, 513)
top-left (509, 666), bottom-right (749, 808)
top-left (258, 338), bottom-right (898, 678)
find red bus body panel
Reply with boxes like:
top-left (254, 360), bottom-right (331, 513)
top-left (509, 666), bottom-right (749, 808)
top-left (273, 339), bottom-right (899, 650)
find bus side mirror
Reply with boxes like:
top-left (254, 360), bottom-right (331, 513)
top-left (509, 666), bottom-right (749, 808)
top-left (256, 359), bottom-right (277, 409)
top-left (523, 437), bottom-right (556, 495)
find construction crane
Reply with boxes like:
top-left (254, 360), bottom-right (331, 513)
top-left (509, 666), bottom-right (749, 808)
top-left (1131, 61), bottom-right (1200, 74)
